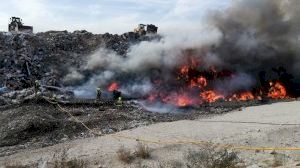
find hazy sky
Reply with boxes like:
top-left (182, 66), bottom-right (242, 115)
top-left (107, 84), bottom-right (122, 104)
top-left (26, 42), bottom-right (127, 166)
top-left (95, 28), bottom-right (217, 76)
top-left (0, 0), bottom-right (230, 34)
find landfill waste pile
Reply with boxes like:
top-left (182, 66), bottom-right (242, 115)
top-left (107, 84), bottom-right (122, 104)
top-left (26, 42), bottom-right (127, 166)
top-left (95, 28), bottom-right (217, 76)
top-left (0, 30), bottom-right (158, 105)
top-left (0, 30), bottom-right (180, 156)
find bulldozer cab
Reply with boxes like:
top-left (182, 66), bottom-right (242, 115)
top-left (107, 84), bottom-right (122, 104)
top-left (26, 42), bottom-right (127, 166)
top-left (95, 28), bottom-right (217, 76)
top-left (11, 17), bottom-right (21, 23)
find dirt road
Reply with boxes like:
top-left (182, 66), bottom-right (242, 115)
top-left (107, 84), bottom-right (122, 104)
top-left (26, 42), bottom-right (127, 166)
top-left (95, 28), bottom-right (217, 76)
top-left (2, 101), bottom-right (300, 167)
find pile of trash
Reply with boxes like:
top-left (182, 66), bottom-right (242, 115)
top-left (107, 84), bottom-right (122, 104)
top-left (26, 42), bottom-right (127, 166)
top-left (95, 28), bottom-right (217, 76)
top-left (0, 30), bottom-right (159, 105)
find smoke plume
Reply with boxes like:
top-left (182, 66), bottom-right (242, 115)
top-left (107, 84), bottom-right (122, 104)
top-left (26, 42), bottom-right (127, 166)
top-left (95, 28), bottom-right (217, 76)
top-left (66, 0), bottom-right (300, 108)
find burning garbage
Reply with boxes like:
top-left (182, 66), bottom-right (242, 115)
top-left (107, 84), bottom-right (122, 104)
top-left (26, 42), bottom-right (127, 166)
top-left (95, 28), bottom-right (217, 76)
top-left (2, 1), bottom-right (300, 161)
top-left (268, 82), bottom-right (287, 99)
top-left (2, 0), bottom-right (300, 110)
top-left (62, 0), bottom-right (300, 109)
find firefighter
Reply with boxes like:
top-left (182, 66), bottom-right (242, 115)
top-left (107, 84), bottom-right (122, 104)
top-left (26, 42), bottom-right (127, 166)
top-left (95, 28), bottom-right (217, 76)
top-left (34, 80), bottom-right (41, 96)
top-left (116, 96), bottom-right (123, 109)
top-left (259, 71), bottom-right (268, 103)
top-left (96, 87), bottom-right (102, 100)
top-left (112, 90), bottom-right (121, 100)
top-left (111, 90), bottom-right (123, 108)
top-left (96, 87), bottom-right (104, 110)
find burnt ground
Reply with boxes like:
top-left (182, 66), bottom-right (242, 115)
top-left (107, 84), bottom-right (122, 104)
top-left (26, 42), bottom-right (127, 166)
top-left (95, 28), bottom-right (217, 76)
top-left (0, 98), bottom-right (290, 157)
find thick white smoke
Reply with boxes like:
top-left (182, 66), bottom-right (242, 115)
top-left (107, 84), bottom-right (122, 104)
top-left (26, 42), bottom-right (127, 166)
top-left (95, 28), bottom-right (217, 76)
top-left (86, 26), bottom-right (222, 72)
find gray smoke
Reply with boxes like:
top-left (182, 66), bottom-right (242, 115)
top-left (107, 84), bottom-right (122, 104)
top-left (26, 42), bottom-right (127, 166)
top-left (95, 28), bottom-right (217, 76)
top-left (210, 0), bottom-right (300, 76)
top-left (86, 28), bottom-right (221, 72)
top-left (69, 70), bottom-right (115, 98)
top-left (67, 0), bottom-right (300, 103)
top-left (67, 26), bottom-right (221, 99)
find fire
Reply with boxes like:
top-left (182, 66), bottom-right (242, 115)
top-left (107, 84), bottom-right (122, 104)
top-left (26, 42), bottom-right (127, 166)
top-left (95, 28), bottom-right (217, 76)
top-left (200, 90), bottom-right (224, 103)
top-left (268, 82), bottom-right (287, 99)
top-left (190, 76), bottom-right (207, 88)
top-left (230, 92), bottom-right (255, 101)
top-left (180, 65), bottom-right (189, 75)
top-left (108, 82), bottom-right (119, 92)
top-left (176, 96), bottom-right (190, 107)
top-left (158, 93), bottom-right (199, 107)
top-left (239, 92), bottom-right (255, 101)
top-left (145, 61), bottom-right (290, 107)
top-left (174, 94), bottom-right (201, 107)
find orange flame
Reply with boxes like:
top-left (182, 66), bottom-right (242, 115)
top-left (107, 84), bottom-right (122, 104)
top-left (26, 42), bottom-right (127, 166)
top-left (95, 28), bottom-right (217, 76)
top-left (176, 96), bottom-right (190, 107)
top-left (268, 82), bottom-right (287, 99)
top-left (108, 82), bottom-right (119, 92)
top-left (230, 92), bottom-right (255, 101)
top-left (160, 93), bottom-right (199, 107)
top-left (239, 92), bottom-right (255, 101)
top-left (200, 90), bottom-right (224, 103)
top-left (147, 62), bottom-right (290, 107)
top-left (180, 65), bottom-right (189, 75)
top-left (190, 76), bottom-right (207, 88)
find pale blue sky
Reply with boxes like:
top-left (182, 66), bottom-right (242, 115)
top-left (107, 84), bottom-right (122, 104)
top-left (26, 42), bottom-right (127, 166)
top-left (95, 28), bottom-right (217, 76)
top-left (0, 0), bottom-right (230, 34)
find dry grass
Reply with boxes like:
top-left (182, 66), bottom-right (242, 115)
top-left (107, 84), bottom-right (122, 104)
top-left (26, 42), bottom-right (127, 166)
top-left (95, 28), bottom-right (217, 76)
top-left (117, 143), bottom-right (152, 164)
top-left (135, 143), bottom-right (151, 159)
top-left (272, 153), bottom-right (287, 167)
top-left (159, 160), bottom-right (184, 168)
top-left (52, 148), bottom-right (86, 168)
top-left (5, 166), bottom-right (30, 168)
top-left (4, 161), bottom-right (36, 168)
top-left (185, 145), bottom-right (244, 168)
top-left (117, 146), bottom-right (134, 164)
top-left (53, 158), bottom-right (86, 168)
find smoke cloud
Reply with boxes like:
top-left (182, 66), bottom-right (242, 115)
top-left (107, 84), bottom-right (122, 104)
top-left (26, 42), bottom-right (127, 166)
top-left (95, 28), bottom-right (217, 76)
top-left (210, 0), bottom-right (300, 75)
top-left (66, 0), bottom-right (300, 107)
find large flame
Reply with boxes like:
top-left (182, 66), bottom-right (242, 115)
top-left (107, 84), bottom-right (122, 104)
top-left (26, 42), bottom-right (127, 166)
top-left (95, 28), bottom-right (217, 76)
top-left (268, 82), bottom-right (287, 99)
top-left (160, 93), bottom-right (200, 107)
top-left (200, 90), bottom-right (224, 103)
top-left (176, 95), bottom-right (193, 107)
top-left (145, 59), bottom-right (290, 107)
top-left (230, 92), bottom-right (255, 101)
top-left (190, 76), bottom-right (207, 89)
